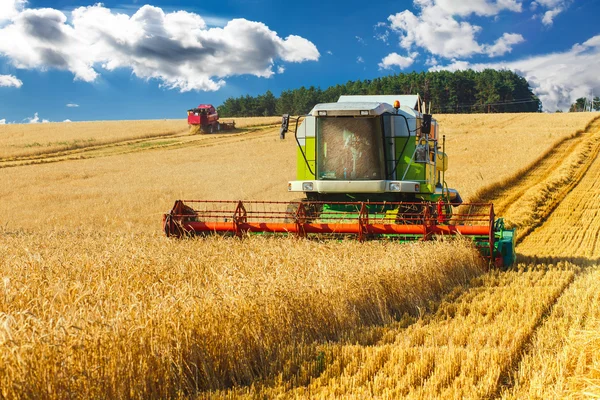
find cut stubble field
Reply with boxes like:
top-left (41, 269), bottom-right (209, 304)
top-left (1, 112), bottom-right (600, 399)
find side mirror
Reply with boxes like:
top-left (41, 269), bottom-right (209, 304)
top-left (422, 114), bottom-right (432, 135)
top-left (280, 114), bottom-right (290, 139)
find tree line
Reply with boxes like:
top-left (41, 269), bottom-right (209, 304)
top-left (217, 69), bottom-right (542, 117)
top-left (569, 97), bottom-right (600, 112)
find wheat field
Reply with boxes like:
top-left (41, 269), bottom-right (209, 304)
top-left (0, 117), bottom-right (281, 160)
top-left (1, 112), bottom-right (599, 399)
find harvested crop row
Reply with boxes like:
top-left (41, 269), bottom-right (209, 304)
top-left (440, 113), bottom-right (598, 201)
top-left (471, 117), bottom-right (600, 215)
top-left (518, 123), bottom-right (600, 260)
top-left (506, 119), bottom-right (600, 242)
top-left (0, 233), bottom-right (483, 399)
top-left (465, 117), bottom-right (600, 244)
top-left (565, 320), bottom-right (600, 398)
top-left (221, 264), bottom-right (578, 399)
top-left (501, 266), bottom-right (600, 399)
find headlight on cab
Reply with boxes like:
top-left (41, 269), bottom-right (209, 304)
top-left (302, 182), bottom-right (314, 191)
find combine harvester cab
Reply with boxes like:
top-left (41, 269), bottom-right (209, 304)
top-left (166, 95), bottom-right (516, 268)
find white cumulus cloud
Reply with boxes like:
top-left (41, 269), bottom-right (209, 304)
top-left (378, 52), bottom-right (417, 70)
top-left (430, 34), bottom-right (600, 111)
top-left (386, 0), bottom-right (525, 59)
top-left (26, 112), bottom-right (49, 123)
top-left (0, 118), bottom-right (6, 124)
top-left (541, 7), bottom-right (563, 25)
top-left (0, 4), bottom-right (319, 91)
top-left (66, 103), bottom-right (79, 107)
top-left (0, 0), bottom-right (26, 22)
top-left (422, 0), bottom-right (523, 17)
top-left (0, 74), bottom-right (22, 87)
top-left (486, 33), bottom-right (525, 57)
top-left (532, 0), bottom-right (572, 25)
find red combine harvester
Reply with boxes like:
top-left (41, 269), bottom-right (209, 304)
top-left (187, 104), bottom-right (235, 133)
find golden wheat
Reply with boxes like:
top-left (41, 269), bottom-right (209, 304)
top-left (1, 114), bottom-right (596, 234)
top-left (501, 267), bottom-right (600, 399)
top-left (0, 119), bottom-right (187, 159)
top-left (1, 113), bottom-right (599, 399)
top-left (0, 233), bottom-right (482, 398)
top-left (517, 122), bottom-right (600, 260)
top-left (0, 117), bottom-right (281, 159)
top-left (218, 263), bottom-right (578, 399)
top-left (438, 113), bottom-right (598, 200)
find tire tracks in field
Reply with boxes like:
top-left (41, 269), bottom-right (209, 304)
top-left (0, 124), bottom-right (280, 169)
top-left (0, 129), bottom-right (188, 163)
top-left (486, 114), bottom-right (528, 130)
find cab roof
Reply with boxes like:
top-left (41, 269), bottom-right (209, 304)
top-left (309, 101), bottom-right (423, 119)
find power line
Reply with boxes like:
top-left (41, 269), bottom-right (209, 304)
top-left (433, 98), bottom-right (540, 112)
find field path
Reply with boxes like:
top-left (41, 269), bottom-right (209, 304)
top-left (0, 124), bottom-right (280, 169)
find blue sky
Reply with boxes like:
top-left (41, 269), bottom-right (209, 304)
top-left (0, 0), bottom-right (599, 123)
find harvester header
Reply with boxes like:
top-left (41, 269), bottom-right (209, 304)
top-left (166, 95), bottom-right (516, 268)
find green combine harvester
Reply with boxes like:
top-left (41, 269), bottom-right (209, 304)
top-left (164, 95), bottom-right (516, 268)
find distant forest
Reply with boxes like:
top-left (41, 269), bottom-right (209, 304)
top-left (218, 69), bottom-right (542, 117)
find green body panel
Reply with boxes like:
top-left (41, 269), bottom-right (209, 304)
top-left (394, 137), bottom-right (411, 180)
top-left (297, 137), bottom-right (316, 180)
top-left (402, 161), bottom-right (435, 194)
top-left (496, 224), bottom-right (516, 267)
